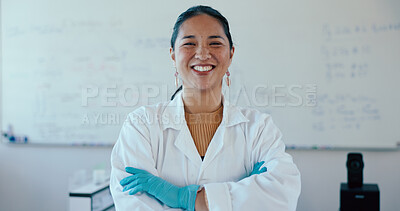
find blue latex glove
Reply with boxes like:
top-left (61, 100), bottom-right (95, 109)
top-left (250, 161), bottom-right (267, 176)
top-left (120, 167), bottom-right (199, 211)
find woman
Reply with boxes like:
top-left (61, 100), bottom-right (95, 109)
top-left (110, 5), bottom-right (301, 211)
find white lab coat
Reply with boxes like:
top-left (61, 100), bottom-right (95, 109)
top-left (110, 92), bottom-right (301, 211)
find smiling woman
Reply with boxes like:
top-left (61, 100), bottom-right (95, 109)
top-left (110, 5), bottom-right (301, 211)
top-left (171, 13), bottom-right (234, 114)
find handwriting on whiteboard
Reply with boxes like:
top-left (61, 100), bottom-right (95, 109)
top-left (322, 22), bottom-right (400, 41)
top-left (311, 94), bottom-right (380, 132)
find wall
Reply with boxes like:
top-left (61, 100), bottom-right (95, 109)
top-left (0, 144), bottom-right (399, 211)
top-left (293, 150), bottom-right (400, 211)
top-left (0, 144), bottom-right (111, 211)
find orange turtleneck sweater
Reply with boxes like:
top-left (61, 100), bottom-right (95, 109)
top-left (184, 105), bottom-right (223, 159)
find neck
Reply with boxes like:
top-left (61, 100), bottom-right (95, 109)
top-left (182, 87), bottom-right (222, 114)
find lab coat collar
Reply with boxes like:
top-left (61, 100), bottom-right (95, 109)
top-left (161, 91), bottom-right (249, 130)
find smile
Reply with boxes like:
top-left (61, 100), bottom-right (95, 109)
top-left (191, 65), bottom-right (215, 73)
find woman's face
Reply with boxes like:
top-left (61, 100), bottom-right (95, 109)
top-left (170, 14), bottom-right (234, 92)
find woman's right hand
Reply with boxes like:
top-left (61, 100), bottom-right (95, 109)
top-left (250, 161), bottom-right (267, 176)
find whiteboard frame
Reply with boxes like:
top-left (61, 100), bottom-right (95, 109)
top-left (1, 0), bottom-right (400, 149)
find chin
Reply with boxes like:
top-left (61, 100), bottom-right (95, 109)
top-left (197, 84), bottom-right (221, 92)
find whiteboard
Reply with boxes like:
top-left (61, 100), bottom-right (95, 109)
top-left (2, 0), bottom-right (400, 148)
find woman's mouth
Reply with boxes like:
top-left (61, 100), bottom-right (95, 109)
top-left (191, 65), bottom-right (215, 74)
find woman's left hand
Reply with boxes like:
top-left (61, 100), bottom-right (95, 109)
top-left (120, 167), bottom-right (199, 211)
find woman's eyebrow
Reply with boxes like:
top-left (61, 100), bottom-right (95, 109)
top-left (181, 35), bottom-right (225, 40)
top-left (182, 35), bottom-right (195, 39)
top-left (208, 35), bottom-right (225, 40)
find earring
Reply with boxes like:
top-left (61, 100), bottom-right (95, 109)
top-left (225, 70), bottom-right (231, 87)
top-left (175, 71), bottom-right (179, 88)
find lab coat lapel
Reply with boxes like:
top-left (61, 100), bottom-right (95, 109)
top-left (174, 126), bottom-right (202, 167)
top-left (162, 92), bottom-right (202, 167)
top-left (200, 103), bottom-right (249, 172)
top-left (200, 126), bottom-right (225, 172)
top-left (162, 92), bottom-right (249, 171)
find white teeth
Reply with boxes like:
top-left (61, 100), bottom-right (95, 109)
top-left (193, 65), bottom-right (213, 72)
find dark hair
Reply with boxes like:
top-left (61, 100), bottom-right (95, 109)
top-left (170, 5), bottom-right (233, 50)
top-left (170, 5), bottom-right (233, 100)
top-left (170, 85), bottom-right (183, 100)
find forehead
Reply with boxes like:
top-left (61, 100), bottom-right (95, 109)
top-left (177, 14), bottom-right (226, 38)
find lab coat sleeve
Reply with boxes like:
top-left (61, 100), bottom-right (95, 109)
top-left (203, 113), bottom-right (301, 211)
top-left (110, 112), bottom-right (175, 211)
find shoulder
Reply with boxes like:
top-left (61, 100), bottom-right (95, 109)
top-left (233, 105), bottom-right (274, 126)
top-left (230, 106), bottom-right (283, 149)
top-left (228, 105), bottom-right (281, 138)
top-left (126, 101), bottom-right (170, 123)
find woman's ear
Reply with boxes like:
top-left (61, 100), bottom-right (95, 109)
top-left (230, 46), bottom-right (235, 60)
top-left (228, 46), bottom-right (235, 67)
top-left (170, 47), bottom-right (176, 65)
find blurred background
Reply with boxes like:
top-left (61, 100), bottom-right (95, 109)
top-left (1, 0), bottom-right (399, 210)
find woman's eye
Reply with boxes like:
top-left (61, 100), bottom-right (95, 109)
top-left (183, 42), bottom-right (195, 46)
top-left (210, 42), bottom-right (222, 46)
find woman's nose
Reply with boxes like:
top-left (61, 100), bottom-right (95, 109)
top-left (195, 46), bottom-right (211, 60)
